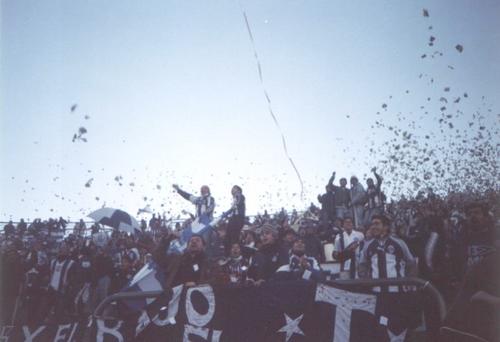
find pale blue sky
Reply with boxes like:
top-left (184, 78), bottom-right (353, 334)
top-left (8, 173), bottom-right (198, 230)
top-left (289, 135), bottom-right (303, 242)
top-left (1, 0), bottom-right (499, 220)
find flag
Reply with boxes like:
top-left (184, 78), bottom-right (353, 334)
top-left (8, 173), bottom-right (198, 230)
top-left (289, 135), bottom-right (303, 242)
top-left (2, 281), bottom-right (426, 341)
top-left (169, 214), bottom-right (216, 254)
top-left (120, 260), bottom-right (167, 311)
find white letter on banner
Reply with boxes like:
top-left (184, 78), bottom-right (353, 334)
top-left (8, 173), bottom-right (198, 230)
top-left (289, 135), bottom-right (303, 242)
top-left (22, 325), bottom-right (46, 342)
top-left (135, 311), bottom-right (151, 337)
top-left (183, 325), bottom-right (209, 341)
top-left (153, 285), bottom-right (183, 327)
top-left (185, 286), bottom-right (215, 327)
top-left (96, 319), bottom-right (124, 342)
top-left (315, 283), bottom-right (377, 342)
top-left (183, 325), bottom-right (221, 342)
top-left (0, 326), bottom-right (14, 340)
top-left (67, 323), bottom-right (79, 342)
top-left (53, 323), bottom-right (71, 342)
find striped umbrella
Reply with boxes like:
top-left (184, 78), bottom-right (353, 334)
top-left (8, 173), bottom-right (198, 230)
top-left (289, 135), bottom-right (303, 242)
top-left (88, 207), bottom-right (139, 234)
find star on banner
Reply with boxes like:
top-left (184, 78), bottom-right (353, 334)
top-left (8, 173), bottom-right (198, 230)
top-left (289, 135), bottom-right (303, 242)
top-left (388, 328), bottom-right (407, 342)
top-left (277, 314), bottom-right (305, 341)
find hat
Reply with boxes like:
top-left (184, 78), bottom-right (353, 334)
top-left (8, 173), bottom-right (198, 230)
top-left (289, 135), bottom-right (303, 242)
top-left (261, 223), bottom-right (278, 236)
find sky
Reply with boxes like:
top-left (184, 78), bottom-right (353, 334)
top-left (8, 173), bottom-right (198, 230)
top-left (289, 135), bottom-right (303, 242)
top-left (1, 0), bottom-right (499, 222)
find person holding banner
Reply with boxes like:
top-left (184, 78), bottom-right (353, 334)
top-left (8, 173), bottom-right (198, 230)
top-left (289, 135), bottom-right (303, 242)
top-left (172, 184), bottom-right (215, 220)
top-left (153, 233), bottom-right (214, 287)
top-left (274, 238), bottom-right (323, 281)
top-left (249, 224), bottom-right (288, 284)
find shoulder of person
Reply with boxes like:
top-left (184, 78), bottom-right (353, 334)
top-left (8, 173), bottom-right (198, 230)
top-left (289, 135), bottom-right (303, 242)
top-left (276, 264), bottom-right (290, 272)
top-left (388, 235), bottom-right (408, 246)
top-left (354, 231), bottom-right (365, 239)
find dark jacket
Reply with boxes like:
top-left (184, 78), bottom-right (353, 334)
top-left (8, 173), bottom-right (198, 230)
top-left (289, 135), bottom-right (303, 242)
top-left (250, 243), bottom-right (289, 281)
top-left (318, 192), bottom-right (336, 221)
top-left (303, 234), bottom-right (324, 262)
top-left (153, 237), bottom-right (213, 287)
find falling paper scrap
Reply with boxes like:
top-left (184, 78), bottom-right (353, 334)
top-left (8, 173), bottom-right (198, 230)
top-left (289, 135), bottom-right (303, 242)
top-left (455, 44), bottom-right (463, 53)
top-left (423, 9), bottom-right (429, 17)
top-left (85, 178), bottom-right (94, 188)
top-left (73, 126), bottom-right (88, 142)
top-left (71, 104), bottom-right (77, 112)
top-left (137, 205), bottom-right (152, 215)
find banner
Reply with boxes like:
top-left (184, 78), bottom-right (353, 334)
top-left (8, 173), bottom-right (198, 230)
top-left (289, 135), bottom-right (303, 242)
top-left (0, 281), bottom-right (423, 342)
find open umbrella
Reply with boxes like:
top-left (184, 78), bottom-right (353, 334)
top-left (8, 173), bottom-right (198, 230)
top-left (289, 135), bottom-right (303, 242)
top-left (88, 207), bottom-right (139, 233)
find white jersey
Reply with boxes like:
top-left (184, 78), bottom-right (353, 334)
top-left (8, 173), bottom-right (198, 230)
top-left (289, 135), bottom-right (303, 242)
top-left (334, 230), bottom-right (364, 272)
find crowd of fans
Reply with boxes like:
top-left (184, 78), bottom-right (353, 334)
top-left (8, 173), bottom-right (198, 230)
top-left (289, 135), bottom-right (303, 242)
top-left (1, 170), bottom-right (498, 339)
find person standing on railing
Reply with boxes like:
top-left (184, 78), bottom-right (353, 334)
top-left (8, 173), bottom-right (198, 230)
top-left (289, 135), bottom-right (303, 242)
top-left (223, 185), bottom-right (246, 253)
top-left (364, 167), bottom-right (385, 226)
top-left (327, 171), bottom-right (352, 221)
top-left (358, 215), bottom-right (417, 292)
top-left (172, 184), bottom-right (215, 221)
top-left (349, 176), bottom-right (366, 229)
top-left (318, 174), bottom-right (336, 225)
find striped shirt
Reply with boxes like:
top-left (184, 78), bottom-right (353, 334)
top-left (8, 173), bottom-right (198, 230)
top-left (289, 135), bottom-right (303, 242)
top-left (49, 259), bottom-right (75, 292)
top-left (359, 235), bottom-right (416, 292)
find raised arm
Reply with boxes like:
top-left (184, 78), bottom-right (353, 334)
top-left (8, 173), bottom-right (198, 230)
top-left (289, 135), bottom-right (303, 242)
top-left (173, 184), bottom-right (200, 204)
top-left (372, 167), bottom-right (383, 190)
top-left (153, 233), bottom-right (176, 268)
top-left (395, 238), bottom-right (418, 277)
top-left (327, 172), bottom-right (336, 188)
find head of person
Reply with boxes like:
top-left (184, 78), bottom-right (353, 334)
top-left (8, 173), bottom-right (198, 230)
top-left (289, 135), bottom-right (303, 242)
top-left (340, 178), bottom-right (347, 188)
top-left (370, 215), bottom-right (391, 238)
top-left (243, 230), bottom-right (257, 245)
top-left (58, 244), bottom-right (70, 259)
top-left (231, 185), bottom-right (242, 196)
top-left (326, 185), bottom-right (333, 193)
top-left (187, 234), bottom-right (205, 255)
top-left (333, 218), bottom-right (342, 228)
top-left (283, 229), bottom-right (298, 244)
top-left (260, 224), bottom-right (278, 246)
top-left (343, 217), bottom-right (354, 233)
top-left (366, 177), bottom-right (374, 188)
top-left (200, 185), bottom-right (210, 197)
top-left (291, 238), bottom-right (306, 257)
top-left (230, 243), bottom-right (242, 259)
top-left (216, 224), bottom-right (227, 238)
top-left (350, 176), bottom-right (358, 186)
top-left (465, 202), bottom-right (490, 231)
top-left (364, 224), bottom-right (374, 240)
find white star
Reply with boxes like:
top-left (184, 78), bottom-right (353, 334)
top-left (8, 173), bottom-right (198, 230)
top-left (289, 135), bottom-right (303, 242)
top-left (387, 328), bottom-right (407, 342)
top-left (277, 314), bottom-right (305, 341)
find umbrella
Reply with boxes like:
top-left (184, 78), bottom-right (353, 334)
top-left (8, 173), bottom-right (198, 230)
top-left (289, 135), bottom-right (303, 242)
top-left (88, 207), bottom-right (139, 233)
